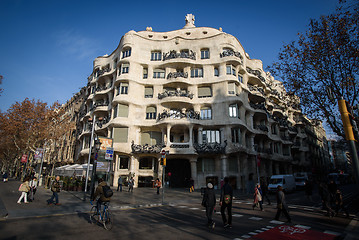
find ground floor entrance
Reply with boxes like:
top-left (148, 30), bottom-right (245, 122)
top-left (165, 159), bottom-right (191, 188)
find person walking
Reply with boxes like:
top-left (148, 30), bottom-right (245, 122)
top-left (3, 172), bottom-right (8, 182)
top-left (17, 177), bottom-right (30, 204)
top-left (334, 189), bottom-right (349, 217)
top-left (319, 182), bottom-right (335, 217)
top-left (252, 183), bottom-right (263, 211)
top-left (274, 185), bottom-right (291, 223)
top-left (220, 177), bottom-right (233, 228)
top-left (28, 177), bottom-right (38, 202)
top-left (260, 179), bottom-right (271, 205)
top-left (155, 178), bottom-right (161, 194)
top-left (117, 176), bottom-right (122, 192)
top-left (47, 176), bottom-right (61, 205)
top-left (128, 177), bottom-right (134, 192)
top-left (202, 182), bottom-right (216, 229)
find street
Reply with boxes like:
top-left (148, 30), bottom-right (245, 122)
top-left (0, 179), bottom-right (358, 240)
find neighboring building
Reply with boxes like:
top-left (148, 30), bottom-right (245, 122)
top-left (76, 15), bottom-right (329, 190)
top-left (329, 140), bottom-right (350, 172)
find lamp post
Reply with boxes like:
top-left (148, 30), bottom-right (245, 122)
top-left (90, 137), bottom-right (101, 199)
top-left (84, 115), bottom-right (96, 201)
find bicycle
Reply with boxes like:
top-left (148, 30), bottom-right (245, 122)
top-left (90, 201), bottom-right (113, 230)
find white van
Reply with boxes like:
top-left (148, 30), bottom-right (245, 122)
top-left (268, 175), bottom-right (296, 193)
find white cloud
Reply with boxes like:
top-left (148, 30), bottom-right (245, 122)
top-left (54, 29), bottom-right (99, 59)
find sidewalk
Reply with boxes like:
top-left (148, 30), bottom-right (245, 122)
top-left (0, 179), bottom-right (249, 220)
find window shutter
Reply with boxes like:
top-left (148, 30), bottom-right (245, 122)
top-left (118, 104), bottom-right (129, 117)
top-left (113, 127), bottom-right (128, 143)
top-left (144, 87), bottom-right (153, 96)
top-left (141, 132), bottom-right (151, 145)
top-left (228, 82), bottom-right (235, 94)
top-left (198, 86), bottom-right (212, 97)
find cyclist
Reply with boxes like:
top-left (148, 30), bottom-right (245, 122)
top-left (91, 178), bottom-right (112, 214)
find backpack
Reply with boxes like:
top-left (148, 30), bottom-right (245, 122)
top-left (224, 194), bottom-right (231, 204)
top-left (102, 185), bottom-right (113, 198)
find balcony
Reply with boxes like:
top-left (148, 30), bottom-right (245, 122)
top-left (254, 124), bottom-right (269, 132)
top-left (246, 67), bottom-right (266, 83)
top-left (163, 50), bottom-right (196, 61)
top-left (157, 109), bottom-right (200, 121)
top-left (131, 141), bottom-right (165, 154)
top-left (167, 71), bottom-right (188, 79)
top-left (220, 49), bottom-right (243, 64)
top-left (249, 102), bottom-right (267, 111)
top-left (158, 89), bottom-right (193, 100)
top-left (194, 141), bottom-right (227, 154)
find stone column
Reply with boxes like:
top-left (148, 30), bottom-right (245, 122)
top-left (167, 125), bottom-right (172, 146)
top-left (189, 125), bottom-right (193, 147)
top-left (221, 155), bottom-right (228, 179)
top-left (242, 154), bottom-right (248, 193)
top-left (198, 127), bottom-right (203, 144)
top-left (237, 154), bottom-right (242, 191)
top-left (189, 158), bottom-right (197, 188)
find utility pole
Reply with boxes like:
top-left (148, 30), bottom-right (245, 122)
top-left (338, 99), bottom-right (359, 191)
top-left (161, 150), bottom-right (166, 205)
top-left (84, 115), bottom-right (96, 201)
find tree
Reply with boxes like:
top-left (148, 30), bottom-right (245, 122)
top-left (268, 1), bottom-right (359, 139)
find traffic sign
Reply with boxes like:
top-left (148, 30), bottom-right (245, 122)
top-left (105, 147), bottom-right (114, 160)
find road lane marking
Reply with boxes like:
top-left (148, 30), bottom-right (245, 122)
top-left (294, 225), bottom-right (311, 229)
top-left (270, 220), bottom-right (284, 224)
top-left (249, 217), bottom-right (263, 221)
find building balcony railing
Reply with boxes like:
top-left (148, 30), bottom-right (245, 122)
top-left (157, 109), bottom-right (200, 121)
top-left (170, 143), bottom-right (190, 148)
top-left (246, 67), bottom-right (266, 83)
top-left (167, 71), bottom-right (188, 79)
top-left (96, 116), bottom-right (111, 128)
top-left (288, 126), bottom-right (298, 133)
top-left (131, 141), bottom-right (165, 154)
top-left (220, 49), bottom-right (243, 64)
top-left (163, 50), bottom-right (196, 61)
top-left (249, 102), bottom-right (266, 111)
top-left (248, 84), bottom-right (265, 97)
top-left (254, 124), bottom-right (269, 132)
top-left (193, 140), bottom-right (227, 154)
top-left (158, 89), bottom-right (194, 100)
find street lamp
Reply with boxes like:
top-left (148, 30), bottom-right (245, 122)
top-left (90, 137), bottom-right (101, 199)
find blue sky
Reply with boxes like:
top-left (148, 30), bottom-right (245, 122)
top-left (0, 0), bottom-right (340, 112)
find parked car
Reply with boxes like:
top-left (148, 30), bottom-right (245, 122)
top-left (295, 176), bottom-right (307, 190)
top-left (268, 175), bottom-right (296, 193)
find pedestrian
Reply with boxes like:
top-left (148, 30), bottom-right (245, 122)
top-left (155, 178), bottom-right (161, 194)
top-left (328, 180), bottom-right (338, 205)
top-left (304, 179), bottom-right (313, 202)
top-left (17, 176), bottom-right (30, 204)
top-left (202, 182), bottom-right (216, 229)
top-left (274, 185), bottom-right (291, 223)
top-left (117, 176), bottom-right (122, 192)
top-left (220, 177), bottom-right (233, 228)
top-left (92, 178), bottom-right (112, 214)
top-left (334, 189), bottom-right (349, 218)
top-left (260, 178), bottom-right (271, 205)
top-left (47, 176), bottom-right (61, 205)
top-left (128, 177), bottom-right (134, 192)
top-left (252, 183), bottom-right (263, 211)
top-left (28, 177), bottom-right (38, 201)
top-left (319, 182), bottom-right (335, 217)
top-left (189, 178), bottom-right (195, 193)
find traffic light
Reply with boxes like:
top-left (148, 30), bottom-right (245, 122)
top-left (338, 99), bottom-right (355, 141)
top-left (160, 158), bottom-right (166, 166)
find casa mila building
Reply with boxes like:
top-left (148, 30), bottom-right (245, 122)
top-left (76, 14), bottom-right (330, 190)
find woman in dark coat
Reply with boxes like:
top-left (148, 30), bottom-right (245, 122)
top-left (202, 182), bottom-right (216, 228)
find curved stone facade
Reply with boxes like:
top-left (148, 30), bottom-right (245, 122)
top-left (76, 15), bottom-right (329, 190)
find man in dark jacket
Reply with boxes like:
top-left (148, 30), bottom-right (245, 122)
top-left (274, 185), bottom-right (291, 223)
top-left (92, 178), bottom-right (111, 213)
top-left (220, 177), bottom-right (233, 228)
top-left (202, 182), bottom-right (216, 228)
top-left (47, 176), bottom-right (61, 205)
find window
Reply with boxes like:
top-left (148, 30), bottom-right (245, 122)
top-left (153, 69), bottom-right (165, 78)
top-left (226, 65), bottom-right (236, 76)
top-left (200, 107), bottom-right (212, 120)
top-left (141, 131), bottom-right (161, 145)
top-left (197, 158), bottom-right (215, 172)
top-left (144, 86), bottom-right (153, 98)
top-left (121, 63), bottom-right (129, 74)
top-left (228, 82), bottom-right (237, 95)
top-left (122, 48), bottom-right (131, 58)
top-left (202, 130), bottom-right (220, 144)
top-left (231, 128), bottom-right (241, 143)
top-left (271, 125), bottom-right (277, 135)
top-left (118, 103), bottom-right (129, 117)
top-left (117, 82), bottom-right (128, 95)
top-left (139, 158), bottom-right (153, 170)
top-left (146, 106), bottom-right (157, 119)
top-left (143, 68), bottom-right (148, 79)
top-left (113, 105), bottom-right (118, 118)
top-left (191, 68), bottom-right (203, 78)
top-left (151, 51), bottom-right (162, 61)
top-left (113, 127), bottom-right (128, 143)
top-left (214, 68), bottom-right (219, 77)
top-left (118, 156), bottom-right (129, 169)
top-left (238, 74), bottom-right (243, 83)
top-left (229, 104), bottom-right (238, 118)
top-left (198, 86), bottom-right (212, 98)
top-left (201, 49), bottom-right (210, 59)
